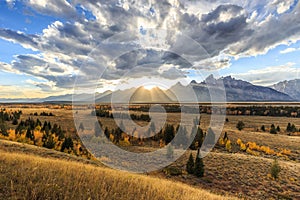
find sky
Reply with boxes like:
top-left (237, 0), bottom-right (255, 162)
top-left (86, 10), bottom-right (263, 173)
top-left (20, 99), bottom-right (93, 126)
top-left (0, 0), bottom-right (300, 98)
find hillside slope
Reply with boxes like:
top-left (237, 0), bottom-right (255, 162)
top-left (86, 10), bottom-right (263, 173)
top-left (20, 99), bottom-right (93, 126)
top-left (0, 139), bottom-right (232, 200)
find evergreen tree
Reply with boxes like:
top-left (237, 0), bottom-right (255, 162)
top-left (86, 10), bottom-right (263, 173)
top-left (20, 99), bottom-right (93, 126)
top-left (270, 124), bottom-right (277, 134)
top-left (206, 127), bottom-right (215, 145)
top-left (94, 121), bottom-right (102, 137)
top-left (104, 127), bottom-right (109, 138)
top-left (114, 127), bottom-right (122, 144)
top-left (164, 124), bottom-right (175, 144)
top-left (42, 121), bottom-right (48, 132)
top-left (276, 125), bottom-right (281, 132)
top-left (286, 123), bottom-right (292, 132)
top-left (42, 133), bottom-right (56, 149)
top-left (194, 149), bottom-right (204, 177)
top-left (35, 118), bottom-right (42, 127)
top-left (26, 127), bottom-right (35, 140)
top-left (61, 137), bottom-right (74, 152)
top-left (51, 123), bottom-right (58, 134)
top-left (57, 126), bottom-right (64, 140)
top-left (173, 125), bottom-right (188, 148)
top-left (223, 132), bottom-right (228, 141)
top-left (291, 124), bottom-right (297, 132)
top-left (45, 125), bottom-right (50, 135)
top-left (236, 121), bottom-right (245, 131)
top-left (166, 144), bottom-right (174, 159)
top-left (190, 126), bottom-right (204, 150)
top-left (79, 122), bottom-right (85, 132)
top-left (186, 153), bottom-right (195, 174)
top-left (12, 118), bottom-right (18, 125)
top-left (47, 121), bottom-right (52, 130)
top-left (0, 121), bottom-right (8, 136)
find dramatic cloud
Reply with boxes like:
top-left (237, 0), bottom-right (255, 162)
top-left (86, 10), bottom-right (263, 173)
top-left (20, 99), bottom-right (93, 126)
top-left (0, 0), bottom-right (299, 93)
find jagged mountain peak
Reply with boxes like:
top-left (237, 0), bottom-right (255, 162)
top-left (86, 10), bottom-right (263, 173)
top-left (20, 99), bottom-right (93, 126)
top-left (271, 79), bottom-right (300, 100)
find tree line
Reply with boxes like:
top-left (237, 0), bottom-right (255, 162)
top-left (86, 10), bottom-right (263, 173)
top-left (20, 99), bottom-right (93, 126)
top-left (92, 109), bottom-right (151, 122)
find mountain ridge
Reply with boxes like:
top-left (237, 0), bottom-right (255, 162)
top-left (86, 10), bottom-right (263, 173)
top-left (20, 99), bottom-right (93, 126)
top-left (0, 76), bottom-right (297, 103)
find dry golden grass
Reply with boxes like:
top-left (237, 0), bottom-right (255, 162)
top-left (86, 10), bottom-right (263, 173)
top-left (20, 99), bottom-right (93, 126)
top-left (1, 105), bottom-right (300, 199)
top-left (0, 140), bottom-right (234, 200)
top-left (151, 150), bottom-right (300, 200)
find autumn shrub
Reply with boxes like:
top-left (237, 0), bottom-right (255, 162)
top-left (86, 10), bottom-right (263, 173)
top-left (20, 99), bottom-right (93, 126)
top-left (270, 159), bottom-right (281, 180)
top-left (225, 140), bottom-right (232, 152)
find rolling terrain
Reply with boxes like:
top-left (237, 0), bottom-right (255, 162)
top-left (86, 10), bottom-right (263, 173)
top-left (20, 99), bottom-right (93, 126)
top-left (0, 139), bottom-right (233, 200)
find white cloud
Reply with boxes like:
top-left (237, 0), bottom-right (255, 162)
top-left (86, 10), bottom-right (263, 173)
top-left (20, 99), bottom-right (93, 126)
top-left (280, 47), bottom-right (300, 54)
top-left (231, 62), bottom-right (300, 86)
top-left (25, 0), bottom-right (77, 18)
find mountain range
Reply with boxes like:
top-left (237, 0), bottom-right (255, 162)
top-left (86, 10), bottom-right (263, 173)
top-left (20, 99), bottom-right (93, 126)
top-left (1, 75), bottom-right (299, 103)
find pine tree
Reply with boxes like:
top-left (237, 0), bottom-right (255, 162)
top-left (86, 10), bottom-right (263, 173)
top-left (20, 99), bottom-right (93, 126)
top-left (186, 153), bottom-right (195, 174)
top-left (79, 122), bottom-right (85, 132)
top-left (236, 121), bottom-right (245, 131)
top-left (47, 121), bottom-right (52, 130)
top-left (57, 126), bottom-right (64, 140)
top-left (164, 124), bottom-right (175, 144)
top-left (42, 121), bottom-right (48, 132)
top-left (223, 132), bottom-right (228, 142)
top-left (206, 127), bottom-right (215, 145)
top-left (94, 121), bottom-right (102, 137)
top-left (42, 132), bottom-right (56, 149)
top-left (174, 125), bottom-right (188, 148)
top-left (114, 127), bottom-right (122, 144)
top-left (104, 127), bottom-right (109, 138)
top-left (0, 121), bottom-right (8, 136)
top-left (190, 126), bottom-right (204, 150)
top-left (286, 123), bottom-right (292, 132)
top-left (291, 124), bottom-right (297, 132)
top-left (61, 137), bottom-right (74, 152)
top-left (276, 126), bottom-right (281, 132)
top-left (12, 118), bottom-right (18, 125)
top-left (270, 124), bottom-right (277, 134)
top-left (194, 149), bottom-right (204, 177)
top-left (26, 127), bottom-right (34, 140)
top-left (166, 144), bottom-right (174, 159)
top-left (35, 118), bottom-right (42, 127)
top-left (261, 125), bottom-right (266, 132)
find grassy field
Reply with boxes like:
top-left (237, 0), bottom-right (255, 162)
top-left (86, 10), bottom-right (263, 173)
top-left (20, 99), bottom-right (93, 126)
top-left (151, 150), bottom-right (300, 200)
top-left (0, 140), bottom-right (233, 200)
top-left (1, 104), bottom-right (300, 199)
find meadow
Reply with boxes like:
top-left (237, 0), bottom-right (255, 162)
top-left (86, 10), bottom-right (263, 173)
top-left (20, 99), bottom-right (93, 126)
top-left (0, 103), bottom-right (299, 199)
top-left (0, 140), bottom-right (233, 200)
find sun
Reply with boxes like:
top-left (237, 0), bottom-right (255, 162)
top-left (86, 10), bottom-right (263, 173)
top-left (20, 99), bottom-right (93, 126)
top-left (143, 85), bottom-right (157, 90)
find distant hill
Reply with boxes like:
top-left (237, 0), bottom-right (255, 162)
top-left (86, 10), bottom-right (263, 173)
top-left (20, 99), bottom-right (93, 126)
top-left (271, 79), bottom-right (300, 100)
